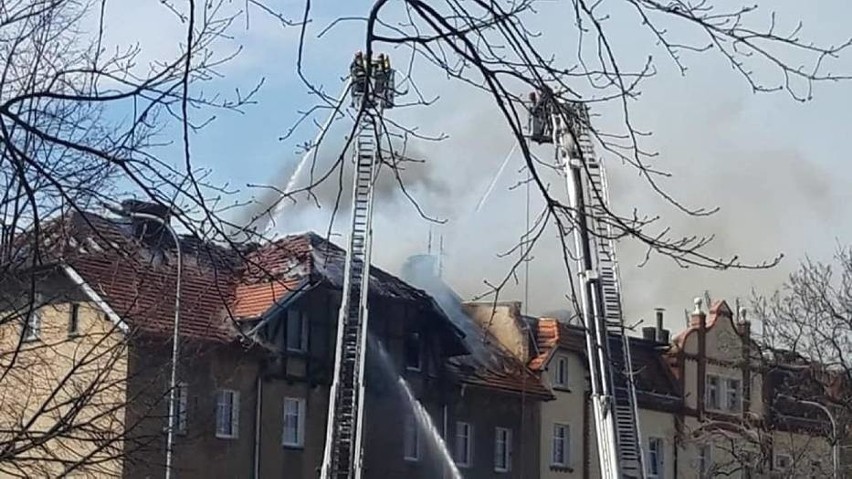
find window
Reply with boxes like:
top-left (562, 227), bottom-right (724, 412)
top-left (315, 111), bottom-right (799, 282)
top-left (21, 300), bottom-right (42, 342)
top-left (172, 382), bottom-right (188, 435)
top-left (698, 444), bottom-right (713, 477)
top-left (68, 303), bottom-right (80, 337)
top-left (647, 437), bottom-right (664, 478)
top-left (725, 378), bottom-right (742, 412)
top-left (403, 413), bottom-right (420, 461)
top-left (404, 332), bottom-right (422, 371)
top-left (705, 375), bottom-right (720, 410)
top-left (454, 421), bottom-right (473, 467)
top-left (282, 397), bottom-right (305, 447)
top-left (774, 453), bottom-right (792, 470)
top-left (215, 389), bottom-right (239, 439)
top-left (286, 309), bottom-right (308, 352)
top-left (553, 357), bottom-right (568, 388)
top-left (551, 423), bottom-right (569, 467)
top-left (494, 427), bottom-right (512, 472)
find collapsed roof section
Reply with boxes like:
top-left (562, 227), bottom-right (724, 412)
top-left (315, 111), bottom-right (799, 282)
top-left (400, 255), bottom-right (553, 399)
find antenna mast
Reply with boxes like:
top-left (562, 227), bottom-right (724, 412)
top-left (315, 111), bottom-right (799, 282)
top-left (529, 90), bottom-right (646, 478)
top-left (321, 52), bottom-right (395, 479)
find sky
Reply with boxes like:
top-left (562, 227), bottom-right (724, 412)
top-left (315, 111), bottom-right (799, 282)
top-left (99, 0), bottom-right (852, 333)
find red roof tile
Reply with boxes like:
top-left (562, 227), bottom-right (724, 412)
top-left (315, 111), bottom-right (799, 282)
top-left (232, 280), bottom-right (300, 319)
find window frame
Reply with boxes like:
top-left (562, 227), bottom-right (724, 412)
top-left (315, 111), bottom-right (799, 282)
top-left (454, 421), bottom-right (473, 468)
top-left (173, 382), bottom-right (188, 435)
top-left (494, 427), bottom-right (512, 472)
top-left (725, 377), bottom-right (742, 412)
top-left (403, 412), bottom-right (420, 461)
top-left (553, 356), bottom-right (569, 389)
top-left (285, 309), bottom-right (309, 353)
top-left (282, 397), bottom-right (306, 448)
top-left (404, 331), bottom-right (422, 372)
top-left (705, 374), bottom-right (721, 410)
top-left (551, 423), bottom-right (570, 467)
top-left (647, 437), bottom-right (664, 478)
top-left (68, 303), bottom-right (81, 337)
top-left (215, 389), bottom-right (240, 439)
top-left (21, 298), bottom-right (42, 342)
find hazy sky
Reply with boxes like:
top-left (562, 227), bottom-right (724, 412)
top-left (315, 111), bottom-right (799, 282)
top-left (103, 1), bottom-right (852, 332)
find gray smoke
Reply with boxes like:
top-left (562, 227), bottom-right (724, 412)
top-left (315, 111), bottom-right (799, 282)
top-left (243, 62), bottom-right (849, 335)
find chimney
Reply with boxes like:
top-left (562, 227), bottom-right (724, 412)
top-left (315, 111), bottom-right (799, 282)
top-left (641, 326), bottom-right (656, 341)
top-left (655, 308), bottom-right (670, 344)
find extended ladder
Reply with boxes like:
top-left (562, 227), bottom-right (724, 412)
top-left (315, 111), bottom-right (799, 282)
top-left (577, 109), bottom-right (645, 478)
top-left (530, 93), bottom-right (645, 478)
top-left (321, 53), bottom-right (394, 479)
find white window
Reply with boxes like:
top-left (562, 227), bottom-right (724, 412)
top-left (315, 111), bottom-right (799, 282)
top-left (172, 382), bottom-right (188, 435)
top-left (215, 389), bottom-right (239, 439)
top-left (282, 397), bottom-right (305, 447)
top-left (286, 309), bottom-right (308, 352)
top-left (404, 332), bottom-right (422, 371)
top-left (551, 423), bottom-right (569, 467)
top-left (454, 421), bottom-right (473, 467)
top-left (22, 300), bottom-right (42, 342)
top-left (553, 357), bottom-right (568, 388)
top-left (494, 427), bottom-right (512, 472)
top-left (774, 453), bottom-right (792, 470)
top-left (698, 444), bottom-right (713, 477)
top-left (68, 303), bottom-right (80, 337)
top-left (706, 375), bottom-right (720, 410)
top-left (725, 378), bottom-right (742, 412)
top-left (647, 437), bottom-right (664, 478)
top-left (403, 413), bottom-right (420, 461)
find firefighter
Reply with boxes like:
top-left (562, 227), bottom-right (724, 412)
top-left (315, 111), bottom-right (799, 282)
top-left (351, 51), bottom-right (367, 99)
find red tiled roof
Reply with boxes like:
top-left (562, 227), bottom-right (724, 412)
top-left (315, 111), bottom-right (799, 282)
top-left (529, 318), bottom-right (584, 371)
top-left (232, 280), bottom-right (300, 319)
top-left (529, 317), bottom-right (679, 398)
top-left (27, 211), bottom-right (456, 344)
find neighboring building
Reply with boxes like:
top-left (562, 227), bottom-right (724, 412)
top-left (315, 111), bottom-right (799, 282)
top-left (528, 317), bottom-right (681, 479)
top-left (0, 206), bottom-right (550, 478)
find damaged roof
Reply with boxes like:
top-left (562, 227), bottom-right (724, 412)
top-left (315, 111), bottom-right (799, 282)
top-left (399, 262), bottom-right (552, 399)
top-left (11, 210), bottom-right (463, 347)
top-left (236, 232), bottom-right (444, 317)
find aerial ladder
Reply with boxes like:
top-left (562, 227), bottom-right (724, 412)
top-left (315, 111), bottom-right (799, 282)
top-left (320, 53), bottom-right (395, 479)
top-left (529, 91), bottom-right (646, 478)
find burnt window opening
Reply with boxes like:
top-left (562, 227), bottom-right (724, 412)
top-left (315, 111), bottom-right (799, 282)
top-left (404, 332), bottom-right (422, 372)
top-left (286, 309), bottom-right (308, 353)
top-left (68, 303), bottom-right (80, 337)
